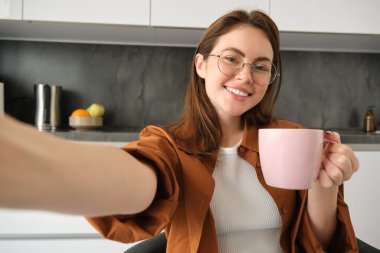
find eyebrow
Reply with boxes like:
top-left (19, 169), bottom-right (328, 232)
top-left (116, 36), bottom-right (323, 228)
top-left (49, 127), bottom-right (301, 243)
top-left (221, 47), bottom-right (272, 63)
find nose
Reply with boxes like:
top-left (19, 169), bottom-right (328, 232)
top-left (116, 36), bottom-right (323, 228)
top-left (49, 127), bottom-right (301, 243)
top-left (236, 63), bottom-right (254, 84)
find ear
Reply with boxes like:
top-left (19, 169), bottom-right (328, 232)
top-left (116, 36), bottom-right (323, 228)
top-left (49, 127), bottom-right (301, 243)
top-left (194, 53), bottom-right (206, 79)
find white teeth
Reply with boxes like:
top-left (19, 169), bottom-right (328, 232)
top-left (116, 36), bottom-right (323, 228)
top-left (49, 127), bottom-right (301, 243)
top-left (226, 87), bottom-right (249, 97)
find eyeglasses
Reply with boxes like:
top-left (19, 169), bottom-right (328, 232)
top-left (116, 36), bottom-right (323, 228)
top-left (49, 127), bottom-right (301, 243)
top-left (206, 50), bottom-right (280, 86)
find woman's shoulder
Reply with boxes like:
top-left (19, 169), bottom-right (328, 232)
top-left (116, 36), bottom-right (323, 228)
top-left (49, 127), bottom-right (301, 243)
top-left (125, 125), bottom-right (181, 164)
top-left (136, 125), bottom-right (177, 147)
top-left (267, 118), bottom-right (304, 129)
top-left (139, 125), bottom-right (171, 138)
top-left (138, 125), bottom-right (213, 157)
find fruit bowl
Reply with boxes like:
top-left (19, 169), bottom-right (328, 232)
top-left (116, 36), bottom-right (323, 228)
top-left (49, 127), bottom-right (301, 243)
top-left (69, 116), bottom-right (103, 130)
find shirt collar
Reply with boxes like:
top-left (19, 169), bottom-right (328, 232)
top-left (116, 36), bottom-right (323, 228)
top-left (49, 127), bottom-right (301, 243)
top-left (174, 120), bottom-right (261, 154)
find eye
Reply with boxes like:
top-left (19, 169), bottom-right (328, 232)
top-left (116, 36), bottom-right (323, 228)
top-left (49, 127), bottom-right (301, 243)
top-left (252, 63), bottom-right (271, 73)
top-left (221, 54), bottom-right (242, 66)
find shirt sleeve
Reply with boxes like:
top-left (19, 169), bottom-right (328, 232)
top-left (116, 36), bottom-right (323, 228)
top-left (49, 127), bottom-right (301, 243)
top-left (295, 185), bottom-right (359, 252)
top-left (86, 127), bottom-right (181, 243)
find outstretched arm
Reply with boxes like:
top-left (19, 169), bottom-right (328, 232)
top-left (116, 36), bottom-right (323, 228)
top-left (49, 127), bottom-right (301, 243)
top-left (0, 114), bottom-right (157, 216)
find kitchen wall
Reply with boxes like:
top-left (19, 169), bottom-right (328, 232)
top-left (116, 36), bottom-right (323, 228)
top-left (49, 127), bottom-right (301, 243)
top-left (0, 40), bottom-right (379, 130)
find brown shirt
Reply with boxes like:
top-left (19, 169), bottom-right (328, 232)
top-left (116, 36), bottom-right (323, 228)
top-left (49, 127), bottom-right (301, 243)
top-left (87, 119), bottom-right (358, 253)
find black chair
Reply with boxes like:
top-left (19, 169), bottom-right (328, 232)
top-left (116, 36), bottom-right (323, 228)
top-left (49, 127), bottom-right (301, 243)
top-left (124, 233), bottom-right (380, 253)
top-left (357, 238), bottom-right (380, 253)
top-left (124, 233), bottom-right (166, 253)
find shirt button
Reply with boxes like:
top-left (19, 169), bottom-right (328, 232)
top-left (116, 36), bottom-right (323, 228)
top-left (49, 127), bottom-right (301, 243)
top-left (238, 146), bottom-right (246, 153)
top-left (281, 207), bottom-right (288, 215)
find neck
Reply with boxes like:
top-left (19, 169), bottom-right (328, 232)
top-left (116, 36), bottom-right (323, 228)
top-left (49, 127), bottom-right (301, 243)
top-left (219, 116), bottom-right (243, 148)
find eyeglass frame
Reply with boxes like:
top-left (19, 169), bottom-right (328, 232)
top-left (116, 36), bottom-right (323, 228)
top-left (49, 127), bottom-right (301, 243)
top-left (205, 51), bottom-right (280, 86)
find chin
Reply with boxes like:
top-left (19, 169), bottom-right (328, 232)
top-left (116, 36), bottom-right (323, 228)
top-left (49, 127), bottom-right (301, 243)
top-left (224, 108), bottom-right (248, 117)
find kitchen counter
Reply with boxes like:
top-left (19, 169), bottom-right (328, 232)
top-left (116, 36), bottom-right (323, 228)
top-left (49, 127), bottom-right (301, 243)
top-left (327, 129), bottom-right (380, 151)
top-left (330, 129), bottom-right (380, 143)
top-left (45, 127), bottom-right (380, 151)
top-left (47, 127), bottom-right (141, 143)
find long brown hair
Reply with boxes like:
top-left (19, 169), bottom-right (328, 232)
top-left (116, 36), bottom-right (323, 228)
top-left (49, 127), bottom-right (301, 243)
top-left (166, 10), bottom-right (282, 155)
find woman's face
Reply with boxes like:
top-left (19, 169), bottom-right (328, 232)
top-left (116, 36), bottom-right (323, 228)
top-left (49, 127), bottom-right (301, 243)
top-left (195, 24), bottom-right (274, 122)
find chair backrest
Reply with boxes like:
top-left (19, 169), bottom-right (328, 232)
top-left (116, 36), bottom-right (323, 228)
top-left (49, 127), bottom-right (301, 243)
top-left (124, 232), bottom-right (166, 253)
top-left (356, 238), bottom-right (380, 253)
top-left (125, 234), bottom-right (380, 253)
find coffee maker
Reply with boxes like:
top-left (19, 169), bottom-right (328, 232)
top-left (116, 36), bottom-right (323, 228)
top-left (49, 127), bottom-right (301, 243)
top-left (34, 84), bottom-right (62, 131)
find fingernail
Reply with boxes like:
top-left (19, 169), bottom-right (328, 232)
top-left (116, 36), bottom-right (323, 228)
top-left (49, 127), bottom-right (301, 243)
top-left (324, 131), bottom-right (338, 144)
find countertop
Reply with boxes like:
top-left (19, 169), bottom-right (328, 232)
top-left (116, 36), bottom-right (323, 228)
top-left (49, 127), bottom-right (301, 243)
top-left (48, 127), bottom-right (141, 143)
top-left (45, 127), bottom-right (380, 151)
top-left (328, 129), bottom-right (380, 151)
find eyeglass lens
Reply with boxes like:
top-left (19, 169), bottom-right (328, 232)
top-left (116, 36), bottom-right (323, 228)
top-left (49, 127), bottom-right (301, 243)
top-left (217, 50), bottom-right (278, 86)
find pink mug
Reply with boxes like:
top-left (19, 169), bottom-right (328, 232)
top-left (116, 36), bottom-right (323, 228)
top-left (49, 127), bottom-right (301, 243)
top-left (258, 129), bottom-right (324, 189)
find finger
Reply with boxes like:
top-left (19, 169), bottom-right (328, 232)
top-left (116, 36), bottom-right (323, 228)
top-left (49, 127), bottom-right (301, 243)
top-left (326, 152), bottom-right (352, 172)
top-left (324, 131), bottom-right (341, 144)
top-left (326, 144), bottom-right (359, 173)
top-left (352, 155), bottom-right (360, 173)
top-left (327, 152), bottom-right (354, 182)
top-left (323, 157), bottom-right (346, 184)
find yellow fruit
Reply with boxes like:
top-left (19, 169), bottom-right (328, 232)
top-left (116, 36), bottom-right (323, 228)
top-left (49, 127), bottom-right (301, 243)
top-left (86, 103), bottom-right (105, 117)
top-left (71, 109), bottom-right (90, 117)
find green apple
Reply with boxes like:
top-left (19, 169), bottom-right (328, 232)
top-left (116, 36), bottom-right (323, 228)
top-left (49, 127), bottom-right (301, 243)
top-left (86, 103), bottom-right (105, 117)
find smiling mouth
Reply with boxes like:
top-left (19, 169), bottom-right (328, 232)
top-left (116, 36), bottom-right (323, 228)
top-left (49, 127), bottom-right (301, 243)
top-left (225, 87), bottom-right (251, 97)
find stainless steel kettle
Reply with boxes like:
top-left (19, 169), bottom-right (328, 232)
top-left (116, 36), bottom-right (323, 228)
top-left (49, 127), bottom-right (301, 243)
top-left (34, 84), bottom-right (62, 131)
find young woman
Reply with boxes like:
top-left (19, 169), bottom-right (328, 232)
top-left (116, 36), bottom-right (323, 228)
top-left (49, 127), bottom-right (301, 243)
top-left (0, 10), bottom-right (359, 253)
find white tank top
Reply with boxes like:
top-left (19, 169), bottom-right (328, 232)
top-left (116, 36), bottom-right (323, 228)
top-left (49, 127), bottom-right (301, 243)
top-left (210, 140), bottom-right (283, 253)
